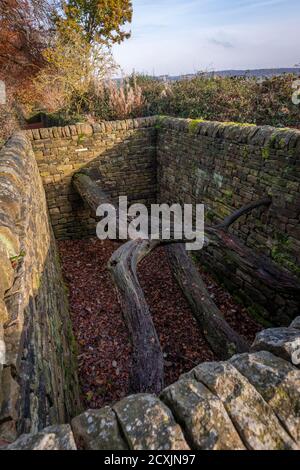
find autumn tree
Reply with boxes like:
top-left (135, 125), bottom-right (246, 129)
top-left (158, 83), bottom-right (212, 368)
top-left (31, 24), bottom-right (117, 115)
top-left (0, 0), bottom-right (55, 88)
top-left (0, 0), bottom-right (133, 132)
top-left (28, 0), bottom-right (134, 116)
top-left (61, 0), bottom-right (133, 45)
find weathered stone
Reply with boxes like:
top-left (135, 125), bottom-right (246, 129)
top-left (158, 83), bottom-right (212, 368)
top-left (71, 408), bottom-right (128, 450)
top-left (32, 128), bottom-right (41, 140)
top-left (0, 367), bottom-right (20, 441)
top-left (39, 128), bottom-right (50, 139)
top-left (0, 244), bottom-right (14, 296)
top-left (229, 351), bottom-right (300, 445)
top-left (0, 226), bottom-right (20, 258)
top-left (0, 324), bottom-right (5, 390)
top-left (185, 361), bottom-right (297, 450)
top-left (80, 123), bottom-right (93, 136)
top-left (0, 300), bottom-right (9, 325)
top-left (160, 377), bottom-right (245, 450)
top-left (113, 394), bottom-right (190, 450)
top-left (251, 327), bottom-right (300, 365)
top-left (4, 425), bottom-right (77, 450)
top-left (0, 185), bottom-right (22, 226)
top-left (290, 317), bottom-right (300, 330)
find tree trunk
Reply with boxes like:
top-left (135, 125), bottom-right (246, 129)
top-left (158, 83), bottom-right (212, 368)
top-left (73, 169), bottom-right (113, 213)
top-left (166, 243), bottom-right (249, 359)
top-left (204, 227), bottom-right (300, 294)
top-left (108, 238), bottom-right (164, 394)
top-left (72, 171), bottom-right (300, 391)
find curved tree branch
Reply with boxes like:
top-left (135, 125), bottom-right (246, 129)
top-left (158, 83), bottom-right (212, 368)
top-left (72, 170), bottom-right (300, 393)
top-left (108, 238), bottom-right (164, 394)
top-left (215, 197), bottom-right (272, 231)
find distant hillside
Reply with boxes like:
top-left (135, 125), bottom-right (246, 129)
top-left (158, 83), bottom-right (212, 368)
top-left (156, 68), bottom-right (300, 81)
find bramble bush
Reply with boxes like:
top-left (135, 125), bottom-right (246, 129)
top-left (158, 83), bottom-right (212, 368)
top-left (1, 73), bottom-right (299, 145)
top-left (133, 73), bottom-right (300, 128)
top-left (34, 73), bottom-right (300, 129)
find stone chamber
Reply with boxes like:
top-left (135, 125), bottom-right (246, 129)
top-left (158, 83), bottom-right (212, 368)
top-left (0, 116), bottom-right (299, 450)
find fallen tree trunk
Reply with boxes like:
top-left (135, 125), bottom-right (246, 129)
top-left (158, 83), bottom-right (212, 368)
top-left (73, 169), bottom-right (112, 213)
top-left (73, 169), bottom-right (137, 231)
top-left (166, 243), bottom-right (249, 359)
top-left (204, 226), bottom-right (300, 294)
top-left (72, 170), bottom-right (300, 392)
top-left (108, 239), bottom-right (164, 394)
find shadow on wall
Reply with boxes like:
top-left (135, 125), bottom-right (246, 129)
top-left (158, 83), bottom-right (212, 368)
top-left (27, 118), bottom-right (158, 240)
top-left (156, 118), bottom-right (300, 326)
top-left (0, 133), bottom-right (81, 444)
top-left (27, 118), bottom-right (300, 326)
top-left (1, 247), bottom-right (81, 443)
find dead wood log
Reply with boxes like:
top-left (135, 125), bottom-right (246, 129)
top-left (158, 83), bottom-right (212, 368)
top-left (166, 243), bottom-right (249, 359)
top-left (215, 197), bottom-right (272, 231)
top-left (73, 170), bottom-right (300, 391)
top-left (73, 169), bottom-right (112, 213)
top-left (204, 227), bottom-right (300, 294)
top-left (108, 239), bottom-right (164, 394)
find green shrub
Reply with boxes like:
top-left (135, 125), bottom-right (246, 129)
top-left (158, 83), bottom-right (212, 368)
top-left (132, 73), bottom-right (300, 128)
top-left (11, 72), bottom-right (299, 130)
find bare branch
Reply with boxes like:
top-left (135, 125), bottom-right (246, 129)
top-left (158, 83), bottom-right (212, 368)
top-left (215, 197), bottom-right (272, 231)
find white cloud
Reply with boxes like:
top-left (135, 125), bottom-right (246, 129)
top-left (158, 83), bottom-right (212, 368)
top-left (112, 1), bottom-right (300, 75)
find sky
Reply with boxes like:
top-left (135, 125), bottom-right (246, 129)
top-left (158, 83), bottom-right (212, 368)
top-left (112, 0), bottom-right (300, 76)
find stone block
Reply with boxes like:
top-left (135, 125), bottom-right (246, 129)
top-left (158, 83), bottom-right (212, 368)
top-left (71, 408), bottom-right (128, 450)
top-left (113, 394), bottom-right (189, 450)
top-left (251, 327), bottom-right (300, 366)
top-left (39, 128), bottom-right (50, 139)
top-left (161, 377), bottom-right (245, 450)
top-left (0, 244), bottom-right (14, 295)
top-left (184, 361), bottom-right (297, 450)
top-left (290, 317), bottom-right (300, 330)
top-left (0, 300), bottom-right (9, 325)
top-left (3, 425), bottom-right (77, 450)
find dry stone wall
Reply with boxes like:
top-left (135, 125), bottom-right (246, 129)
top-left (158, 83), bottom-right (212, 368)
top-left (1, 116), bottom-right (300, 449)
top-left (0, 133), bottom-right (81, 443)
top-left (4, 319), bottom-right (300, 450)
top-left (24, 116), bottom-right (300, 324)
top-left (157, 117), bottom-right (300, 325)
top-left (26, 117), bottom-right (157, 240)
